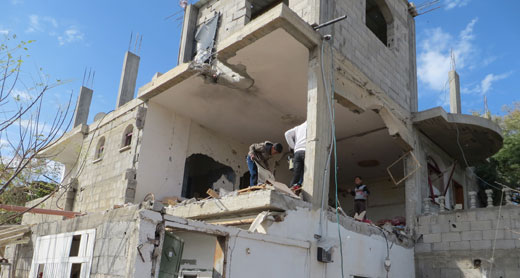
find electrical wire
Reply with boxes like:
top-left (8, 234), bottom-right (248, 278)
top-left (0, 109), bottom-right (114, 224)
top-left (319, 35), bottom-right (345, 278)
top-left (455, 123), bottom-right (518, 193)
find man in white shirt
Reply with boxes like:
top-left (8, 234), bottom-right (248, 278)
top-left (284, 121), bottom-right (307, 190)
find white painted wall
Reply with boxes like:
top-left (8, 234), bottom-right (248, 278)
top-left (136, 101), bottom-right (190, 202)
top-left (137, 100), bottom-right (296, 203)
top-left (175, 231), bottom-right (216, 277)
top-left (255, 208), bottom-right (415, 278)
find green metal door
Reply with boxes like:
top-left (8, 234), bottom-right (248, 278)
top-left (158, 232), bottom-right (184, 278)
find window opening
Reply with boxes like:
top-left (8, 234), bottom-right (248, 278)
top-left (69, 235), bottom-right (81, 257)
top-left (122, 125), bottom-right (134, 148)
top-left (70, 263), bottom-right (82, 278)
top-left (95, 137), bottom-right (105, 159)
top-left (453, 181), bottom-right (464, 208)
top-left (366, 0), bottom-right (390, 46)
top-left (427, 159), bottom-right (443, 198)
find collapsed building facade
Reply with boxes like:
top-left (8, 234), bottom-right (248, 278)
top-left (0, 0), bottom-right (514, 277)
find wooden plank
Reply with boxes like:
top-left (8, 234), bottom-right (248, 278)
top-left (206, 188), bottom-right (220, 199)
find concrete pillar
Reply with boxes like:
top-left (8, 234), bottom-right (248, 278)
top-left (485, 189), bottom-right (494, 207)
top-left (438, 196), bottom-right (446, 212)
top-left (503, 188), bottom-right (512, 205)
top-left (63, 178), bottom-right (78, 212)
top-left (116, 51), bottom-right (140, 108)
top-left (303, 45), bottom-right (331, 211)
top-left (72, 86), bottom-right (93, 127)
top-left (423, 198), bottom-right (431, 214)
top-left (449, 70), bottom-right (461, 114)
top-left (468, 191), bottom-right (477, 209)
top-left (178, 5), bottom-right (199, 64)
top-left (404, 146), bottom-right (421, 231)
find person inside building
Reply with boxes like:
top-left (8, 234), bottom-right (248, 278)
top-left (284, 121), bottom-right (307, 191)
top-left (247, 141), bottom-right (283, 186)
top-left (348, 176), bottom-right (370, 220)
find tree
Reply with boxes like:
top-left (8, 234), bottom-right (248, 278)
top-left (0, 159), bottom-right (59, 224)
top-left (474, 102), bottom-right (520, 204)
top-left (0, 34), bottom-right (72, 210)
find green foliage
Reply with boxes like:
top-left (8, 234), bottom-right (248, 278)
top-left (475, 102), bottom-right (520, 200)
top-left (0, 159), bottom-right (59, 224)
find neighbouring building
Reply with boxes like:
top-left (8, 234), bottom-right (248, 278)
top-left (1, 0), bottom-right (514, 277)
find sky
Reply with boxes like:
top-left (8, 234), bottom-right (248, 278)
top-left (0, 0), bottom-right (518, 131)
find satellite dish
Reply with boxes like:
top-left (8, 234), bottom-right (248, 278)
top-left (93, 112), bottom-right (106, 122)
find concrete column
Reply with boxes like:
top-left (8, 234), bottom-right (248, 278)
top-left (449, 70), bottom-right (461, 114)
top-left (503, 188), bottom-right (512, 205)
top-left (408, 13), bottom-right (418, 112)
top-left (468, 191), bottom-right (477, 209)
top-left (423, 198), bottom-right (431, 214)
top-left (72, 86), bottom-right (93, 127)
top-left (116, 51), bottom-right (140, 108)
top-left (178, 5), bottom-right (199, 64)
top-left (405, 146), bottom-right (421, 231)
top-left (485, 189), bottom-right (494, 207)
top-left (438, 196), bottom-right (446, 212)
top-left (63, 178), bottom-right (78, 212)
top-left (303, 45), bottom-right (331, 210)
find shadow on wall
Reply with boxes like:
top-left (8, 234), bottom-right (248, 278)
top-left (182, 154), bottom-right (236, 198)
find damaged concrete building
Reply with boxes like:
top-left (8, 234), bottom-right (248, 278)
top-left (1, 0), bottom-right (514, 277)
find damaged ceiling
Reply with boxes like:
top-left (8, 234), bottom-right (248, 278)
top-left (149, 26), bottom-right (405, 184)
top-left (151, 28), bottom-right (308, 145)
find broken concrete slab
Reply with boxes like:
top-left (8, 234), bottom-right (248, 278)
top-left (165, 189), bottom-right (309, 220)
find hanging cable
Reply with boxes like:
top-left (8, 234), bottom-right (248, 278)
top-left (319, 33), bottom-right (345, 278)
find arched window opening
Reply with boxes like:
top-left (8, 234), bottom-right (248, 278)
top-left (95, 137), bottom-right (106, 160)
top-left (122, 125), bottom-right (134, 148)
top-left (366, 0), bottom-right (392, 46)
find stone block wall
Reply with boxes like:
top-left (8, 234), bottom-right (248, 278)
top-left (415, 206), bottom-right (520, 277)
top-left (197, 0), bottom-right (251, 45)
top-left (65, 100), bottom-right (145, 213)
top-left (188, 0), bottom-right (318, 60)
top-left (330, 0), bottom-right (416, 112)
top-left (1, 206), bottom-right (147, 278)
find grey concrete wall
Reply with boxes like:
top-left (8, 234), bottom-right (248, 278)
top-left (1, 206), bottom-right (145, 278)
top-left (415, 206), bottom-right (520, 277)
top-left (338, 177), bottom-right (405, 222)
top-left (64, 99), bottom-right (145, 213)
top-left (329, 0), bottom-right (417, 112)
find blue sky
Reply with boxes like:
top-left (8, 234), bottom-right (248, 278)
top-left (415, 0), bottom-right (519, 115)
top-left (0, 0), bottom-right (518, 129)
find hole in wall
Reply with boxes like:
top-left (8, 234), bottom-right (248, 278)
top-left (182, 154), bottom-right (236, 198)
top-left (239, 171), bottom-right (251, 190)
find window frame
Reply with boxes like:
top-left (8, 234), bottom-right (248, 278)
top-left (29, 229), bottom-right (96, 278)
